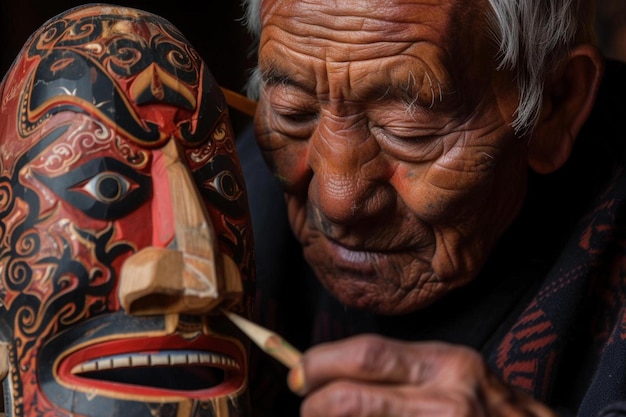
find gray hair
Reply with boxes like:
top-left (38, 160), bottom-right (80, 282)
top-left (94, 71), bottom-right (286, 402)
top-left (486, 0), bottom-right (596, 134)
top-left (241, 0), bottom-right (597, 135)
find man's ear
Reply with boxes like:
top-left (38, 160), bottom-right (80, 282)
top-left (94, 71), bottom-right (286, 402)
top-left (528, 44), bottom-right (604, 174)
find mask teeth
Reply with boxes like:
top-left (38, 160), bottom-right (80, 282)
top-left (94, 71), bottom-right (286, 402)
top-left (70, 351), bottom-right (240, 374)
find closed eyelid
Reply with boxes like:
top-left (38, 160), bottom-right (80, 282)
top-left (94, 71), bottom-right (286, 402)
top-left (264, 76), bottom-right (320, 113)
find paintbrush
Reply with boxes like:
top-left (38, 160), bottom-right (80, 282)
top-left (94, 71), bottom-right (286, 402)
top-left (220, 87), bottom-right (257, 117)
top-left (222, 310), bottom-right (302, 369)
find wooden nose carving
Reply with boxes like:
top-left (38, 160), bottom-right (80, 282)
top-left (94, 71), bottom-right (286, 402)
top-left (119, 139), bottom-right (242, 315)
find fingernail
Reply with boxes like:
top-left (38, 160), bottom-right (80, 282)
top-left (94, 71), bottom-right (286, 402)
top-left (288, 362), bottom-right (306, 395)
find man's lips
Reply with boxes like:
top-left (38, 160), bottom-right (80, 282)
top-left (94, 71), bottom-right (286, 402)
top-left (308, 232), bottom-right (432, 279)
top-left (56, 334), bottom-right (246, 399)
top-left (311, 237), bottom-right (396, 278)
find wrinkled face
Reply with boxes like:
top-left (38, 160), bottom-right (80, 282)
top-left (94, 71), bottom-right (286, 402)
top-left (255, 0), bottom-right (528, 314)
top-left (0, 5), bottom-right (253, 417)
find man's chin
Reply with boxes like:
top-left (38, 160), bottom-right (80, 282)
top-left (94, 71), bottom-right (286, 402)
top-left (315, 269), bottom-right (444, 315)
top-left (301, 233), bottom-right (446, 314)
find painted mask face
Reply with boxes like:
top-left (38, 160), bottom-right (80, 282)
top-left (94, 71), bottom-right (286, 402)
top-left (0, 4), bottom-right (254, 417)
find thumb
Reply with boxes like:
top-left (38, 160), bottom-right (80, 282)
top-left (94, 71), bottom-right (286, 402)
top-left (288, 361), bottom-right (307, 395)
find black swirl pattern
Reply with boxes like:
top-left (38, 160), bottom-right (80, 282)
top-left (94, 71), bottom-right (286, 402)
top-left (19, 12), bottom-right (224, 147)
top-left (0, 122), bottom-right (134, 404)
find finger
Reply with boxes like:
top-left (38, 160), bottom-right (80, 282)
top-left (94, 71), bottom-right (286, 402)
top-left (291, 334), bottom-right (477, 395)
top-left (300, 381), bottom-right (485, 417)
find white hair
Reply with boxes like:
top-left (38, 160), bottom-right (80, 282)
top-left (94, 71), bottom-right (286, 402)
top-left (241, 0), bottom-right (596, 135)
top-left (485, 0), bottom-right (596, 134)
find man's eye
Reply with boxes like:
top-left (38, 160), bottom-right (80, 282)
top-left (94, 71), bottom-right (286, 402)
top-left (370, 124), bottom-right (446, 161)
top-left (80, 172), bottom-right (133, 203)
top-left (270, 107), bottom-right (318, 140)
top-left (278, 111), bottom-right (318, 124)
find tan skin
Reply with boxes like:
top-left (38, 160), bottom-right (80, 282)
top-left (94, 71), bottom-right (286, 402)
top-left (254, 0), bottom-right (603, 415)
top-left (256, 0), bottom-right (527, 314)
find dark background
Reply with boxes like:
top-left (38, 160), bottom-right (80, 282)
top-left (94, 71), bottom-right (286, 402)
top-left (0, 1), bottom-right (256, 133)
top-left (0, 0), bottom-right (624, 125)
top-left (597, 0), bottom-right (626, 62)
top-left (0, 1), bottom-right (255, 90)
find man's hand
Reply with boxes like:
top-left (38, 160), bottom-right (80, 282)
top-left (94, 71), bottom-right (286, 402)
top-left (288, 334), bottom-right (557, 417)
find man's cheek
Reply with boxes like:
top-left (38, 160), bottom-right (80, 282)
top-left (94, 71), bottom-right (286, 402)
top-left (395, 164), bottom-right (488, 223)
top-left (263, 139), bottom-right (311, 192)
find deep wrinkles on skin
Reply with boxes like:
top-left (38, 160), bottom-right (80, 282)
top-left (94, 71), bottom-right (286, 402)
top-left (427, 144), bottom-right (499, 190)
top-left (320, 246), bottom-right (438, 300)
top-left (257, 0), bottom-right (527, 313)
top-left (299, 217), bottom-right (447, 311)
top-left (259, 33), bottom-right (454, 121)
top-left (379, 57), bottom-right (450, 112)
top-left (311, 115), bottom-right (388, 217)
top-left (305, 198), bottom-right (434, 253)
top-left (347, 264), bottom-right (439, 311)
top-left (262, 11), bottom-right (455, 84)
top-left (286, 0), bottom-right (452, 45)
top-left (413, 122), bottom-right (505, 194)
top-left (314, 117), bottom-right (472, 296)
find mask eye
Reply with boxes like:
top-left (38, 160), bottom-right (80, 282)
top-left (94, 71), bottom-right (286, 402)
top-left (80, 172), bottom-right (133, 204)
top-left (33, 157), bottom-right (151, 220)
top-left (192, 154), bottom-right (246, 219)
top-left (207, 171), bottom-right (243, 202)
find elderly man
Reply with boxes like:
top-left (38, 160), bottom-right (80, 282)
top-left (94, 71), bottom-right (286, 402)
top-left (235, 0), bottom-right (626, 416)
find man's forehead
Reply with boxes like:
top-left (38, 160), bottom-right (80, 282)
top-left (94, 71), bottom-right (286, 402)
top-left (260, 0), bottom-right (484, 30)
top-left (258, 0), bottom-right (492, 104)
top-left (259, 0), bottom-right (492, 64)
top-left (261, 52), bottom-right (457, 110)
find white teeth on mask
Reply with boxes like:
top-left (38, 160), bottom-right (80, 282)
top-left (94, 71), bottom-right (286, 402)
top-left (70, 351), bottom-right (240, 374)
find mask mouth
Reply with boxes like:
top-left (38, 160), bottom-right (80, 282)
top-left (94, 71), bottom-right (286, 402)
top-left (55, 333), bottom-right (247, 400)
top-left (70, 349), bottom-right (237, 390)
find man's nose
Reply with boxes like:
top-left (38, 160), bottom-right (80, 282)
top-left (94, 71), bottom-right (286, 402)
top-left (307, 114), bottom-right (393, 224)
top-left (118, 139), bottom-right (242, 316)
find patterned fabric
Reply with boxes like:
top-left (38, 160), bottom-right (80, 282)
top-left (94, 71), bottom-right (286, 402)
top-left (491, 165), bottom-right (626, 415)
top-left (237, 59), bottom-right (626, 416)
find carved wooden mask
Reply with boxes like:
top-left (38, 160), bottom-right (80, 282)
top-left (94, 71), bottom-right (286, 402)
top-left (0, 4), bottom-right (254, 416)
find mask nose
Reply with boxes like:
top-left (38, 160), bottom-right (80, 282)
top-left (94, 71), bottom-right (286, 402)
top-left (118, 139), bottom-right (242, 316)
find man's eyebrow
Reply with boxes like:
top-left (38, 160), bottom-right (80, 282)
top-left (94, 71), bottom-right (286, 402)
top-left (368, 72), bottom-right (448, 108)
top-left (262, 69), bottom-right (292, 86)
top-left (260, 67), bottom-right (448, 109)
top-left (261, 67), bottom-right (316, 94)
top-left (373, 73), bottom-right (445, 109)
top-left (375, 83), bottom-right (421, 105)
